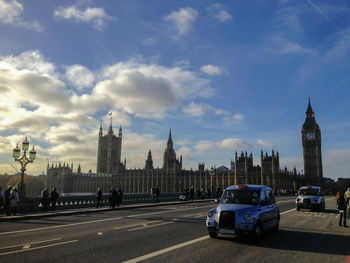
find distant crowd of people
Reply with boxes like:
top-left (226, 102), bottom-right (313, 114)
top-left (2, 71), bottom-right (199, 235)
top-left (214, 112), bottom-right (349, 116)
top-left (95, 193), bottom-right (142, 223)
top-left (0, 185), bottom-right (19, 216)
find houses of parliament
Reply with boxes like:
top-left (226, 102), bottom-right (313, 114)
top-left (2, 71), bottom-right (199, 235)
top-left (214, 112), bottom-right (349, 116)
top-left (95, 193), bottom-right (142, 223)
top-left (45, 100), bottom-right (323, 193)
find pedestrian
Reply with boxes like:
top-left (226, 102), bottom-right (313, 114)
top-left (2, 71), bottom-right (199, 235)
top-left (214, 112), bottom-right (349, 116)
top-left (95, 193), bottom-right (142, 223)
top-left (0, 186), bottom-right (4, 213)
top-left (9, 187), bottom-right (19, 215)
top-left (155, 186), bottom-right (160, 203)
top-left (109, 188), bottom-right (117, 208)
top-left (96, 187), bottom-right (103, 208)
top-left (151, 187), bottom-right (156, 203)
top-left (190, 185), bottom-right (194, 202)
top-left (4, 185), bottom-right (12, 216)
top-left (41, 188), bottom-right (49, 211)
top-left (50, 187), bottom-right (59, 210)
top-left (116, 187), bottom-right (123, 207)
top-left (336, 192), bottom-right (347, 227)
top-left (201, 188), bottom-right (205, 200)
top-left (197, 188), bottom-right (201, 200)
top-left (207, 187), bottom-right (211, 198)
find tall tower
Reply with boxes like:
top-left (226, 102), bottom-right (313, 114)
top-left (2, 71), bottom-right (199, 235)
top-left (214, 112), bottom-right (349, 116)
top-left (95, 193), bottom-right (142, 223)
top-left (96, 119), bottom-right (123, 174)
top-left (301, 98), bottom-right (323, 187)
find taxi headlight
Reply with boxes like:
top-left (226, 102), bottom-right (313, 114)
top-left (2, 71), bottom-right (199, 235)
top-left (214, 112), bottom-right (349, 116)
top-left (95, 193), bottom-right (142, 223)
top-left (208, 211), bottom-right (214, 218)
top-left (244, 213), bottom-right (251, 221)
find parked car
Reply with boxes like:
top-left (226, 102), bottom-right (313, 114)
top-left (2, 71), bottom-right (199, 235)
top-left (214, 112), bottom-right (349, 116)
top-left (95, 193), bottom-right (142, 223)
top-left (206, 184), bottom-right (280, 242)
top-left (296, 186), bottom-right (325, 211)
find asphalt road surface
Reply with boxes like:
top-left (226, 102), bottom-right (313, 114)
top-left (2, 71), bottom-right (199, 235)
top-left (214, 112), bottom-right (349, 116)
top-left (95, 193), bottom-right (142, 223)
top-left (0, 196), bottom-right (349, 263)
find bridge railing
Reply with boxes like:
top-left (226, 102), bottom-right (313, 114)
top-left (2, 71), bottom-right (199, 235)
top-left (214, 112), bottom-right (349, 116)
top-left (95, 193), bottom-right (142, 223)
top-left (21, 193), bottom-right (211, 212)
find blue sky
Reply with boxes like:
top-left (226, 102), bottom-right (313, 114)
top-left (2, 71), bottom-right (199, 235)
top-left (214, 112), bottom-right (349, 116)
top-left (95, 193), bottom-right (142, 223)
top-left (0, 0), bottom-right (349, 180)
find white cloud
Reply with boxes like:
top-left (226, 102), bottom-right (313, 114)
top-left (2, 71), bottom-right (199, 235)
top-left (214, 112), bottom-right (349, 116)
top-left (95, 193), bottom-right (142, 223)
top-left (164, 7), bottom-right (198, 38)
top-left (183, 102), bottom-right (229, 117)
top-left (66, 65), bottom-right (95, 90)
top-left (54, 6), bottom-right (113, 30)
top-left (0, 0), bottom-right (44, 31)
top-left (214, 10), bottom-right (232, 23)
top-left (217, 138), bottom-right (253, 150)
top-left (323, 149), bottom-right (350, 180)
top-left (200, 65), bottom-right (223, 75)
top-left (257, 139), bottom-right (275, 149)
top-left (265, 36), bottom-right (316, 55)
top-left (0, 50), bottom-right (216, 175)
top-left (195, 140), bottom-right (214, 152)
top-left (208, 4), bottom-right (232, 23)
top-left (232, 113), bottom-right (244, 121)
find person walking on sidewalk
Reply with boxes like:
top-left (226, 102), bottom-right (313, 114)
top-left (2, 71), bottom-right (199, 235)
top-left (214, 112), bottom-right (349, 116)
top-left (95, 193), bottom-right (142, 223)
top-left (336, 191), bottom-right (347, 227)
top-left (190, 185), bottom-right (194, 202)
top-left (109, 188), bottom-right (117, 208)
top-left (41, 188), bottom-right (49, 211)
top-left (96, 187), bottom-right (103, 208)
top-left (9, 187), bottom-right (19, 216)
top-left (155, 186), bottom-right (160, 203)
top-left (50, 187), bottom-right (59, 211)
top-left (4, 185), bottom-right (12, 216)
top-left (116, 187), bottom-right (123, 207)
top-left (0, 186), bottom-right (4, 213)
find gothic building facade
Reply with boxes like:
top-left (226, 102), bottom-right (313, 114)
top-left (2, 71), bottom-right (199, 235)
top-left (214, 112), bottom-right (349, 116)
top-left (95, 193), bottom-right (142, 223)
top-left (46, 100), bottom-right (321, 194)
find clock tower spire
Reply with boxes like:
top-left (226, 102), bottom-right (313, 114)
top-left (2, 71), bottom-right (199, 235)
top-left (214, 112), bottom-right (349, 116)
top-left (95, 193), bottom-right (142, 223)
top-left (301, 98), bottom-right (323, 187)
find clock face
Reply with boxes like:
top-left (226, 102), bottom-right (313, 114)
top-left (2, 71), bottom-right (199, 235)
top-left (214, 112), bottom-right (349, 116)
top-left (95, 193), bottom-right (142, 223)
top-left (306, 132), bottom-right (314, 140)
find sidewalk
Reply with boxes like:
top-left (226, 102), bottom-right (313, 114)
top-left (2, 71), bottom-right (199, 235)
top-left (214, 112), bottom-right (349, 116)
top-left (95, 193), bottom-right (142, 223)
top-left (0, 199), bottom-right (213, 222)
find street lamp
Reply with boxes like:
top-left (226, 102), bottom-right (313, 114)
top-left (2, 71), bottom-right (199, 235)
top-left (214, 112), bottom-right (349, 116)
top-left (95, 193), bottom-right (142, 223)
top-left (13, 137), bottom-right (36, 199)
top-left (210, 167), bottom-right (215, 196)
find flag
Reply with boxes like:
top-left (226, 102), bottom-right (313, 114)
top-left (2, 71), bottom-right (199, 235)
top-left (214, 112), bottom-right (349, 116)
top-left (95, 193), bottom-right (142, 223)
top-left (108, 111), bottom-right (112, 116)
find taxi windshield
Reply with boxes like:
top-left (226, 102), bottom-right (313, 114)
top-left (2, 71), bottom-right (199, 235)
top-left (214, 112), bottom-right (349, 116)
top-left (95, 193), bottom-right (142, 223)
top-left (299, 189), bottom-right (321, 196)
top-left (221, 189), bottom-right (259, 205)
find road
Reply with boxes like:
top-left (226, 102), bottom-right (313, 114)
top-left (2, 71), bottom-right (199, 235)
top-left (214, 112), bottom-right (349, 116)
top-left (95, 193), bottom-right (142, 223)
top-left (0, 196), bottom-right (349, 263)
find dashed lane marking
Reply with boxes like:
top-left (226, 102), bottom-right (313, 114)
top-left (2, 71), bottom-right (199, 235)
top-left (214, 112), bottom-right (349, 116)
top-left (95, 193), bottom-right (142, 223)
top-left (122, 236), bottom-right (209, 263)
top-left (0, 239), bottom-right (79, 256)
top-left (0, 238), bottom-right (62, 250)
top-left (128, 221), bottom-right (174, 232)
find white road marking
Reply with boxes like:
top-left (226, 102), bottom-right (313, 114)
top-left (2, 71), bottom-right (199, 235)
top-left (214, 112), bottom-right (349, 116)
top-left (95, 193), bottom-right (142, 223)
top-left (0, 238), bottom-right (63, 250)
top-left (22, 245), bottom-right (31, 249)
top-left (0, 240), bottom-right (79, 256)
top-left (1, 204), bottom-right (216, 236)
top-left (128, 221), bottom-right (174, 232)
top-left (98, 232), bottom-right (103, 235)
top-left (122, 236), bottom-right (209, 263)
top-left (0, 217), bottom-right (123, 235)
top-left (114, 221), bottom-right (162, 230)
top-left (280, 208), bottom-right (295, 215)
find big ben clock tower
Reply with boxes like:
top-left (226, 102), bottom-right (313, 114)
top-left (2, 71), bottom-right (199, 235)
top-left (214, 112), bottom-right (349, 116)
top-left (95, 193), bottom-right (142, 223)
top-left (302, 98), bottom-right (323, 187)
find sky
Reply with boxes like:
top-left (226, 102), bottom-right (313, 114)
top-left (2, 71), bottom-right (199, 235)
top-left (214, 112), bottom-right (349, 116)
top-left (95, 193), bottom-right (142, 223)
top-left (0, 0), bottom-right (349, 180)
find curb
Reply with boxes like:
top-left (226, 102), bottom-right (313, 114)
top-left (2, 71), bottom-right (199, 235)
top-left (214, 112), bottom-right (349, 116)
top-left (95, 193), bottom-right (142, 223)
top-left (0, 199), bottom-right (214, 222)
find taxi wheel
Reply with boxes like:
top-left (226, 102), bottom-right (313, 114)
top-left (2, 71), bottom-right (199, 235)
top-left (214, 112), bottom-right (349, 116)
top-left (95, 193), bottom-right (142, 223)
top-left (208, 231), bottom-right (218, 238)
top-left (296, 206), bottom-right (300, 211)
top-left (250, 222), bottom-right (263, 242)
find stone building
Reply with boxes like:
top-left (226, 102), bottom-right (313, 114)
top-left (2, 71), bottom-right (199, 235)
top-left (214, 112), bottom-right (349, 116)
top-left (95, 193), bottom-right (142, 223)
top-left (46, 101), bottom-right (322, 194)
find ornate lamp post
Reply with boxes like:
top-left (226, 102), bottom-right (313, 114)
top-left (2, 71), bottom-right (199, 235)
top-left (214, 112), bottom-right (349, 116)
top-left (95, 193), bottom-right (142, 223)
top-left (210, 167), bottom-right (215, 195)
top-left (13, 137), bottom-right (36, 200)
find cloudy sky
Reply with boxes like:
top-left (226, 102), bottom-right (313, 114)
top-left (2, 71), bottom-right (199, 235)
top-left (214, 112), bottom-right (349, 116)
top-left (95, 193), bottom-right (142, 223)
top-left (0, 0), bottom-right (349, 180)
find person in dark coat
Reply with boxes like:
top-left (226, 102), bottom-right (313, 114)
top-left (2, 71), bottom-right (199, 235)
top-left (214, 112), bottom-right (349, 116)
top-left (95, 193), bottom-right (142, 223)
top-left (50, 187), bottom-right (59, 210)
top-left (207, 187), bottom-right (211, 198)
top-left (197, 188), bottom-right (201, 200)
top-left (96, 187), bottom-right (103, 208)
top-left (190, 185), bottom-right (194, 202)
top-left (155, 186), bottom-right (160, 203)
top-left (41, 188), bottom-right (49, 211)
top-left (116, 187), bottom-right (123, 207)
top-left (4, 185), bottom-right (12, 216)
top-left (109, 188), bottom-right (117, 208)
top-left (337, 192), bottom-right (347, 227)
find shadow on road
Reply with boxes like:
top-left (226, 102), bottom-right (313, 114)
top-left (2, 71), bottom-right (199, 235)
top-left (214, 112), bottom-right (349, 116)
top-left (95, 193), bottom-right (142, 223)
top-left (217, 228), bottom-right (350, 256)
